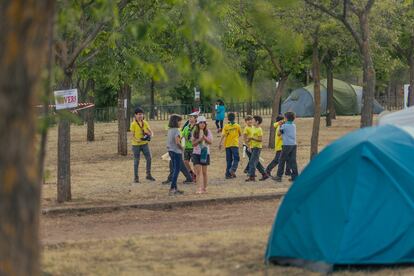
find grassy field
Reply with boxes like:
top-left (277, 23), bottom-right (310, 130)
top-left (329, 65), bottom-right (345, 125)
top-left (41, 115), bottom-right (414, 275)
top-left (43, 229), bottom-right (413, 276)
top-left (41, 200), bottom-right (411, 276)
top-left (42, 116), bottom-right (365, 209)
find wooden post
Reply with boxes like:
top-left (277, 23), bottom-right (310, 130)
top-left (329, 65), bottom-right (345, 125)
top-left (117, 84), bottom-right (128, 156)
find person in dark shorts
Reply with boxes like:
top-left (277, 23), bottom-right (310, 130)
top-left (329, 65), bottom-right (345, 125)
top-left (191, 116), bottom-right (213, 194)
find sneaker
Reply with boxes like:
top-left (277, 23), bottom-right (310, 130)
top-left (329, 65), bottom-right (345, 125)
top-left (225, 175), bottom-right (233, 179)
top-left (162, 179), bottom-right (171, 185)
top-left (230, 171), bottom-right (237, 178)
top-left (273, 176), bottom-right (282, 182)
top-left (259, 174), bottom-right (270, 181)
top-left (169, 189), bottom-right (184, 195)
top-left (245, 176), bottom-right (255, 182)
top-left (134, 177), bottom-right (139, 183)
top-left (146, 175), bottom-right (156, 181)
top-left (183, 179), bottom-right (193, 184)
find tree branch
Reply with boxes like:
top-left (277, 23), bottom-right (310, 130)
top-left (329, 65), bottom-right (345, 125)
top-left (66, 0), bottom-right (132, 69)
top-left (66, 21), bottom-right (106, 70)
top-left (304, 0), bottom-right (363, 47)
top-left (76, 49), bottom-right (100, 67)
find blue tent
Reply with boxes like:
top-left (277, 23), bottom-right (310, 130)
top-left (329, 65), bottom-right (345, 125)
top-left (265, 125), bottom-right (414, 273)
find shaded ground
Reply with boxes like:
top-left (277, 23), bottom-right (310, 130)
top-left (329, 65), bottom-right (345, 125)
top-left (42, 199), bottom-right (412, 276)
top-left (41, 199), bottom-right (279, 245)
top-left (42, 116), bottom-right (365, 209)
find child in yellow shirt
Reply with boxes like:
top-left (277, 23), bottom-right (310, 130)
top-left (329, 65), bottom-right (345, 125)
top-left (219, 112), bottom-right (241, 179)
top-left (130, 107), bottom-right (155, 183)
top-left (265, 115), bottom-right (285, 176)
top-left (244, 115), bottom-right (269, 182)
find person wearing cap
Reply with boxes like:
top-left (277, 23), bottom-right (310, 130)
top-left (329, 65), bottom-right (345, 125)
top-left (130, 107), bottom-right (155, 183)
top-left (181, 111), bottom-right (199, 180)
top-left (191, 115), bottom-right (213, 194)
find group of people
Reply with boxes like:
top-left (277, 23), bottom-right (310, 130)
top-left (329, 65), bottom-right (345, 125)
top-left (130, 105), bottom-right (299, 195)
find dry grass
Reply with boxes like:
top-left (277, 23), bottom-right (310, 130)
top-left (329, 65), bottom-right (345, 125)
top-left (42, 226), bottom-right (411, 276)
top-left (42, 116), bottom-right (366, 208)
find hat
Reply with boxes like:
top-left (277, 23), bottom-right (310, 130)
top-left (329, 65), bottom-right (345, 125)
top-left (189, 111), bottom-right (200, 116)
top-left (196, 115), bottom-right (207, 124)
top-left (134, 107), bottom-right (144, 114)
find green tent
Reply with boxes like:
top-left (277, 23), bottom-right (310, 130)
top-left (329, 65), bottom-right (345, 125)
top-left (281, 79), bottom-right (383, 117)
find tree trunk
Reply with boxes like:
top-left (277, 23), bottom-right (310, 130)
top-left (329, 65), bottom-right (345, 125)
top-left (359, 14), bottom-right (376, 128)
top-left (150, 78), bottom-right (156, 120)
top-left (126, 85), bottom-right (132, 130)
top-left (268, 76), bottom-right (288, 148)
top-left (57, 72), bottom-right (73, 203)
top-left (310, 32), bottom-right (321, 160)
top-left (0, 1), bottom-right (53, 275)
top-left (409, 35), bottom-right (414, 107)
top-left (86, 79), bottom-right (95, 142)
top-left (118, 84), bottom-right (128, 156)
top-left (325, 62), bottom-right (335, 126)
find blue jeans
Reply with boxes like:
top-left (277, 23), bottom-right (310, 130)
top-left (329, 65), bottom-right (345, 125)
top-left (245, 147), bottom-right (266, 176)
top-left (167, 158), bottom-right (192, 181)
top-left (225, 147), bottom-right (240, 176)
top-left (169, 151), bottom-right (182, 190)
top-left (132, 144), bottom-right (152, 178)
top-left (248, 148), bottom-right (264, 177)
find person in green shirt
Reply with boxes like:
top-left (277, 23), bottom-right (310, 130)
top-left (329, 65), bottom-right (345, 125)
top-left (181, 112), bottom-right (198, 180)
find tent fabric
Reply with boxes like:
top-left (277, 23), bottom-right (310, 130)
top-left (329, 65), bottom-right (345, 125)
top-left (265, 125), bottom-right (414, 272)
top-left (281, 86), bottom-right (326, 117)
top-left (281, 79), bottom-right (384, 117)
top-left (321, 79), bottom-right (358, 115)
top-left (378, 106), bottom-right (414, 127)
top-left (352, 85), bottom-right (384, 114)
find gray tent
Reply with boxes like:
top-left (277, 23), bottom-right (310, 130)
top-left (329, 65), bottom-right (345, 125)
top-left (281, 79), bottom-right (384, 117)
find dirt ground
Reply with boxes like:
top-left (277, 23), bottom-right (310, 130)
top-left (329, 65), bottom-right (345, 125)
top-left (41, 199), bottom-right (412, 276)
top-left (42, 116), bottom-right (366, 209)
top-left (42, 114), bottom-right (414, 275)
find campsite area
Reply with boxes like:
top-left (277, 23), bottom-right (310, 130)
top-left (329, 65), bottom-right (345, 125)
top-left (41, 116), bottom-right (361, 208)
top-left (40, 116), bottom-right (409, 275)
